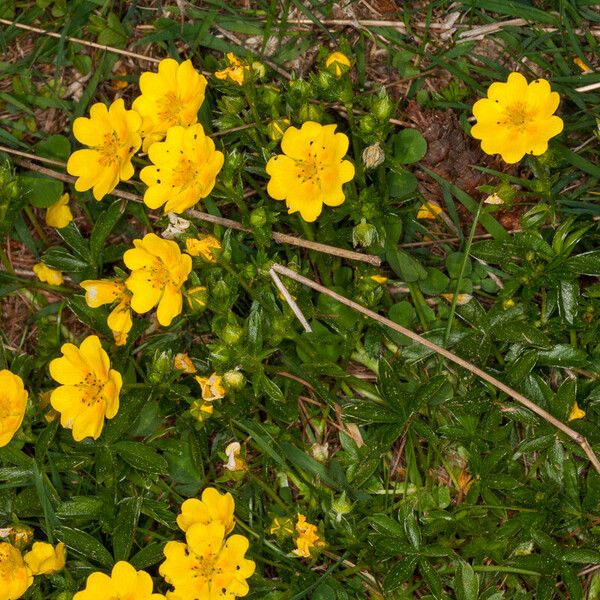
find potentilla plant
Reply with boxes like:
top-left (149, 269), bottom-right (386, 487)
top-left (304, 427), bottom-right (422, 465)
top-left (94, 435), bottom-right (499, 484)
top-left (2, 23), bottom-right (598, 600)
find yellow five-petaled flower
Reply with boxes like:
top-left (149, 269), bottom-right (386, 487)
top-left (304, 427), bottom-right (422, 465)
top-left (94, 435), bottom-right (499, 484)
top-left (0, 542), bottom-right (33, 600)
top-left (470, 72), bottom-right (563, 164)
top-left (49, 335), bottom-right (122, 441)
top-left (140, 124), bottom-right (224, 214)
top-left (67, 99), bottom-right (142, 201)
top-left (133, 58), bottom-right (207, 151)
top-left (123, 233), bottom-right (192, 327)
top-left (266, 121), bottom-right (355, 222)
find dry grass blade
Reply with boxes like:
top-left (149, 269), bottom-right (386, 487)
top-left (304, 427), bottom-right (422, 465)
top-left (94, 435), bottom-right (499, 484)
top-left (271, 263), bottom-right (600, 476)
top-left (268, 268), bottom-right (312, 332)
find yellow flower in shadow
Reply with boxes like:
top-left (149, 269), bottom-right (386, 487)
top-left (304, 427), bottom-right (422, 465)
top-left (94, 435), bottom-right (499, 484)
top-left (133, 58), bottom-right (207, 151)
top-left (67, 99), bottom-right (141, 200)
top-left (80, 279), bottom-right (133, 346)
top-left (325, 51), bottom-right (351, 77)
top-left (123, 233), bottom-right (192, 327)
top-left (33, 263), bottom-right (63, 286)
top-left (73, 561), bottom-right (165, 600)
top-left (215, 53), bottom-right (248, 85)
top-left (49, 335), bottom-right (122, 441)
top-left (0, 370), bottom-right (28, 448)
top-left (140, 124), bottom-right (224, 214)
top-left (45, 193), bottom-right (73, 228)
top-left (471, 72), bottom-right (563, 164)
top-left (266, 121), bottom-right (355, 222)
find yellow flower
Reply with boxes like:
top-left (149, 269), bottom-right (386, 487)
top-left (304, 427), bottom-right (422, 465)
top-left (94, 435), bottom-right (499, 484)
top-left (177, 487), bottom-right (235, 534)
top-left (133, 58), bottom-right (207, 152)
top-left (266, 121), bottom-right (355, 222)
top-left (45, 193), bottom-right (73, 228)
top-left (186, 286), bottom-right (209, 313)
top-left (67, 99), bottom-right (142, 201)
top-left (123, 233), bottom-right (192, 327)
top-left (139, 124), bottom-right (224, 214)
top-left (33, 263), bottom-right (63, 286)
top-left (224, 442), bottom-right (246, 472)
top-left (80, 280), bottom-right (133, 345)
top-left (160, 523), bottom-right (255, 599)
top-left (73, 560), bottom-right (165, 600)
top-left (573, 57), bottom-right (591, 73)
top-left (185, 235), bottom-right (222, 262)
top-left (568, 401), bottom-right (585, 421)
top-left (215, 53), bottom-right (248, 86)
top-left (49, 335), bottom-right (122, 441)
top-left (195, 373), bottom-right (225, 401)
top-left (293, 514), bottom-right (324, 558)
top-left (174, 353), bottom-right (197, 374)
top-left (0, 370), bottom-right (28, 448)
top-left (23, 542), bottom-right (65, 575)
top-left (325, 51), bottom-right (351, 77)
top-left (190, 399), bottom-right (214, 422)
top-left (417, 201), bottom-right (443, 219)
top-left (471, 72), bottom-right (563, 164)
top-left (0, 542), bottom-right (33, 600)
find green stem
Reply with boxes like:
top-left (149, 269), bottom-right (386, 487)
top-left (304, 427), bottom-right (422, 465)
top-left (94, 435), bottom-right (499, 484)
top-left (408, 283), bottom-right (429, 331)
top-left (24, 206), bottom-right (49, 246)
top-left (443, 201), bottom-right (483, 346)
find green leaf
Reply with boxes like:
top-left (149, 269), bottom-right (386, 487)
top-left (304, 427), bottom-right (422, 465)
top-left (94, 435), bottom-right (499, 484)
top-left (130, 542), bottom-right (166, 570)
top-left (55, 526), bottom-right (114, 568)
top-left (491, 322), bottom-right (550, 348)
top-left (103, 391), bottom-right (151, 444)
top-left (42, 247), bottom-right (89, 273)
top-left (387, 167), bottom-right (418, 198)
top-left (454, 562), bottom-right (479, 600)
top-left (562, 549), bottom-right (600, 564)
top-left (56, 497), bottom-right (104, 519)
top-left (392, 129), bottom-right (427, 164)
top-left (403, 512), bottom-right (421, 549)
top-left (35, 134), bottom-right (71, 162)
top-left (419, 267), bottom-right (450, 295)
top-left (113, 441), bottom-right (168, 474)
top-left (90, 200), bottom-right (124, 262)
top-left (565, 251), bottom-right (600, 275)
top-left (384, 558), bottom-right (418, 591)
top-left (113, 497), bottom-right (142, 561)
top-left (386, 247), bottom-right (427, 282)
top-left (537, 345), bottom-right (588, 368)
top-left (20, 174), bottom-right (63, 208)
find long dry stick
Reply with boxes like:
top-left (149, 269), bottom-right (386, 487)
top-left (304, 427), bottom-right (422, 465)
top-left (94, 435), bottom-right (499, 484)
top-left (268, 268), bottom-right (312, 332)
top-left (8, 154), bottom-right (381, 266)
top-left (271, 263), bottom-right (600, 476)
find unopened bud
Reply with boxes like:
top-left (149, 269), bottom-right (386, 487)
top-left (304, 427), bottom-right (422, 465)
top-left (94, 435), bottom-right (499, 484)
top-left (223, 369), bottom-right (245, 390)
top-left (372, 89), bottom-right (394, 121)
top-left (267, 118), bottom-right (290, 141)
top-left (148, 350), bottom-right (173, 384)
top-left (186, 286), bottom-right (208, 312)
top-left (352, 220), bottom-right (378, 248)
top-left (222, 323), bottom-right (244, 345)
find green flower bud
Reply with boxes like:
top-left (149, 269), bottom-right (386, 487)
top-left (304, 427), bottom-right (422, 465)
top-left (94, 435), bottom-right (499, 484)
top-left (147, 350), bottom-right (173, 384)
top-left (220, 95), bottom-right (246, 115)
top-left (250, 206), bottom-right (268, 228)
top-left (316, 70), bottom-right (334, 92)
top-left (298, 103), bottom-right (323, 123)
top-left (331, 491), bottom-right (353, 522)
top-left (223, 369), bottom-right (245, 390)
top-left (186, 285), bottom-right (208, 313)
top-left (212, 279), bottom-right (231, 300)
top-left (359, 114), bottom-right (377, 135)
top-left (352, 220), bottom-right (378, 248)
top-left (372, 89), bottom-right (395, 121)
top-left (222, 322), bottom-right (244, 345)
top-left (261, 84), bottom-right (280, 107)
top-left (289, 79), bottom-right (311, 101)
top-left (267, 118), bottom-right (290, 141)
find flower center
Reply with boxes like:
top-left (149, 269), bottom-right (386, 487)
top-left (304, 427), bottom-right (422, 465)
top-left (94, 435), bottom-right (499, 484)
top-left (158, 93), bottom-right (185, 126)
top-left (502, 102), bottom-right (532, 128)
top-left (148, 260), bottom-right (172, 289)
top-left (296, 158), bottom-right (323, 184)
top-left (98, 132), bottom-right (124, 166)
top-left (80, 372), bottom-right (107, 407)
top-left (171, 158), bottom-right (201, 190)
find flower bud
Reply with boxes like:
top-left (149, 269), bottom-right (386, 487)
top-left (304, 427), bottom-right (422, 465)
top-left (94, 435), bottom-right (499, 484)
top-left (223, 369), bottom-right (245, 390)
top-left (267, 118), bottom-right (290, 141)
top-left (310, 442), bottom-right (329, 463)
top-left (186, 285), bottom-right (208, 312)
top-left (251, 61), bottom-right (266, 78)
top-left (250, 206), bottom-right (268, 228)
top-left (220, 95), bottom-right (246, 115)
top-left (212, 279), bottom-right (231, 301)
top-left (372, 89), bottom-right (395, 121)
top-left (261, 85), bottom-right (281, 107)
top-left (289, 79), bottom-right (311, 101)
top-left (362, 143), bottom-right (385, 169)
top-left (298, 103), bottom-right (323, 123)
top-left (325, 51), bottom-right (351, 77)
top-left (359, 114), bottom-right (377, 135)
top-left (222, 322), bottom-right (244, 345)
top-left (0, 524), bottom-right (34, 549)
top-left (147, 350), bottom-right (173, 384)
top-left (316, 70), bottom-right (335, 92)
top-left (331, 492), bottom-right (353, 522)
top-left (352, 220), bottom-right (378, 248)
